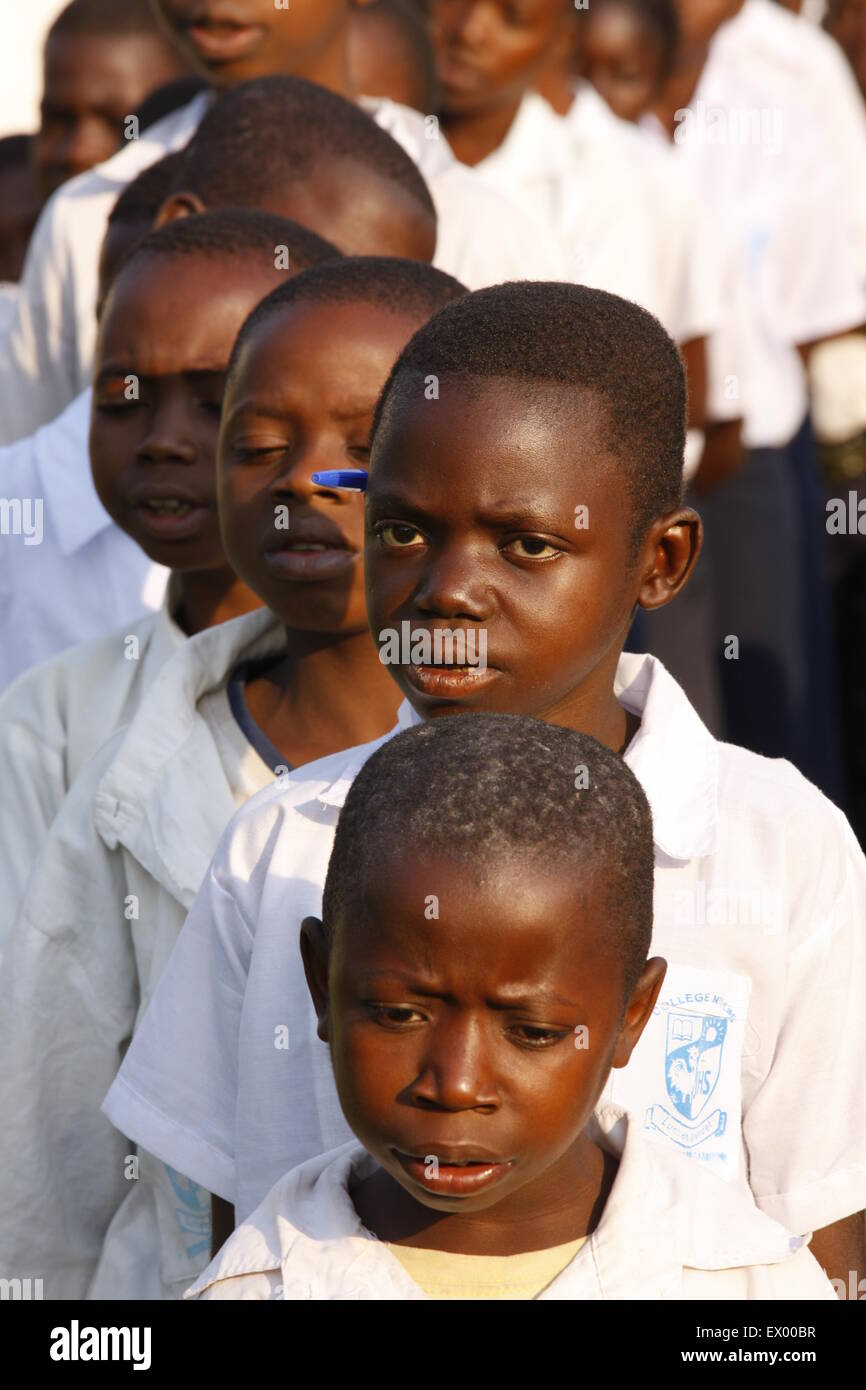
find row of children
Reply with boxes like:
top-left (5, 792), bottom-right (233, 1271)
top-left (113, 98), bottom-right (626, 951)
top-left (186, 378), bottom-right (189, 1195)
top-left (3, 0), bottom-right (866, 832)
top-left (0, 0), bottom-right (864, 1301)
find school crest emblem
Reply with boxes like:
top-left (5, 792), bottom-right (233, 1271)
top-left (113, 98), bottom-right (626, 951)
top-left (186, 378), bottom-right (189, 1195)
top-left (664, 1012), bottom-right (726, 1120)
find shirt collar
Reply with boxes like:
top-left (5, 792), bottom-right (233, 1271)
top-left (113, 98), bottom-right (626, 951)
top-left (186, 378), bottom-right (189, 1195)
top-left (92, 606), bottom-right (283, 902)
top-left (188, 1110), bottom-right (806, 1301)
top-left (36, 389), bottom-right (110, 556)
top-left (315, 655), bottom-right (719, 862)
top-left (617, 652), bottom-right (719, 860)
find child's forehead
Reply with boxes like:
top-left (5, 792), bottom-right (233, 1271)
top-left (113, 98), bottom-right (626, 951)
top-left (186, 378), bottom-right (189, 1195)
top-left (374, 374), bottom-right (615, 489)
top-left (242, 297), bottom-right (426, 365)
top-left (339, 848), bottom-right (607, 983)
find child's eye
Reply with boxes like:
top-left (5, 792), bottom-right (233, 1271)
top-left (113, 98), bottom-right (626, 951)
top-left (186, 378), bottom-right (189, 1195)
top-left (347, 443), bottom-right (370, 463)
top-left (509, 1024), bottom-right (570, 1048)
top-left (503, 537), bottom-right (560, 560)
top-left (375, 522), bottom-right (426, 549)
top-left (368, 1004), bottom-right (427, 1028)
top-left (231, 440), bottom-right (287, 461)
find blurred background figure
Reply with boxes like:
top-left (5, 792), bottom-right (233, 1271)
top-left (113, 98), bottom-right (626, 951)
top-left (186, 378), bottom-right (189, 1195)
top-left (33, 0), bottom-right (190, 199)
top-left (824, 0), bottom-right (866, 96)
top-left (349, 0), bottom-right (440, 111)
top-left (0, 137), bottom-right (43, 287)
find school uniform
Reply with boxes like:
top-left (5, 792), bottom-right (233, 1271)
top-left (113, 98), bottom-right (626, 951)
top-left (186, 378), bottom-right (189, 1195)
top-left (640, 55), bottom-right (865, 794)
top-left (186, 1112), bottom-right (835, 1301)
top-left (0, 606), bottom-right (305, 1300)
top-left (713, 0), bottom-right (866, 278)
top-left (0, 584), bottom-right (184, 957)
top-left (104, 651), bottom-right (866, 1247)
top-left (473, 87), bottom-right (723, 349)
top-left (0, 387), bottom-right (168, 693)
top-left (0, 93), bottom-right (563, 445)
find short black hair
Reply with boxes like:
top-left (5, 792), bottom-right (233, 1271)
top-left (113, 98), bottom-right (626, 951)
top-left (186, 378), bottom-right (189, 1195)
top-left (136, 75), bottom-right (209, 134)
top-left (371, 280), bottom-right (686, 550)
top-left (106, 151), bottom-right (186, 229)
top-left (49, 0), bottom-right (174, 39)
top-left (585, 0), bottom-right (679, 79)
top-left (227, 255), bottom-right (466, 389)
top-left (350, 0), bottom-right (440, 112)
top-left (322, 714), bottom-right (655, 999)
top-left (174, 76), bottom-right (437, 223)
top-left (105, 210), bottom-right (340, 312)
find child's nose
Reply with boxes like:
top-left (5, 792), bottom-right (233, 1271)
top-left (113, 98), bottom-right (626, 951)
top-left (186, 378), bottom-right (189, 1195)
top-left (414, 544), bottom-right (489, 621)
top-left (411, 1016), bottom-right (498, 1113)
top-left (271, 439), bottom-right (356, 502)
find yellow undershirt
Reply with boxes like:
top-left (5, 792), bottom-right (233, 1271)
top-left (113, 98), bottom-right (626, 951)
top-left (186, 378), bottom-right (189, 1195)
top-left (387, 1236), bottom-right (588, 1300)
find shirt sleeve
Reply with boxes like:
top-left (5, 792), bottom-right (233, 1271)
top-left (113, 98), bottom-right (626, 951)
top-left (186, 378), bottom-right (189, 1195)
top-left (102, 832), bottom-right (255, 1206)
top-left (0, 667), bottom-right (70, 958)
top-left (743, 806), bottom-right (866, 1235)
top-left (0, 192), bottom-right (82, 444)
top-left (0, 745), bottom-right (136, 1299)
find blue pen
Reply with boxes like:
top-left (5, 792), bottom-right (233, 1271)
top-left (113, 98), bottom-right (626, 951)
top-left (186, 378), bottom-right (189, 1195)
top-left (311, 469), bottom-right (368, 491)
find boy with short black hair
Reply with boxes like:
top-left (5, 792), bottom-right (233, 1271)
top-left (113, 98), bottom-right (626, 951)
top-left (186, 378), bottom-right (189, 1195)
top-left (33, 0), bottom-right (189, 199)
top-left (109, 282), bottom-right (866, 1289)
top-left (0, 256), bottom-right (467, 1301)
top-left (188, 715), bottom-right (835, 1300)
top-left (0, 209), bottom-right (340, 947)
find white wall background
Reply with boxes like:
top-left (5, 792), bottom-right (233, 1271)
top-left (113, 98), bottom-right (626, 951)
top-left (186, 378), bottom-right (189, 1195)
top-left (0, 0), bottom-right (69, 137)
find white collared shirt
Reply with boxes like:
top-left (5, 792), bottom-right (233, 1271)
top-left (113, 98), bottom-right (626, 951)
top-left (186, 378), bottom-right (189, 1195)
top-left (0, 387), bottom-right (168, 693)
top-left (714, 0), bottom-right (866, 280)
top-left (186, 1113), bottom-right (835, 1301)
top-left (474, 88), bottom-right (726, 346)
top-left (103, 650), bottom-right (866, 1242)
top-left (0, 607), bottom-right (399, 1301)
top-left (655, 14), bottom-right (866, 448)
top-left (0, 585), bottom-right (184, 957)
top-left (0, 94), bottom-right (562, 445)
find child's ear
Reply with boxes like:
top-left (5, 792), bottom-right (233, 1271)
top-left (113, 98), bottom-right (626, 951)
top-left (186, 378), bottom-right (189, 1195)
top-left (300, 916), bottom-right (332, 1043)
top-left (153, 190), bottom-right (206, 228)
top-left (612, 956), bottom-right (666, 1069)
top-left (636, 507), bottom-right (702, 612)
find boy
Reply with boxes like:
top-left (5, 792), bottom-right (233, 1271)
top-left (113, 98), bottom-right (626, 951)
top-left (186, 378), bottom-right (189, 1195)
top-left (108, 284), bottom-right (866, 1286)
top-left (0, 0), bottom-right (559, 444)
top-left (0, 256), bottom-right (466, 1301)
top-left (32, 0), bottom-right (190, 200)
top-left (578, 0), bottom-right (679, 124)
top-left (188, 716), bottom-right (834, 1301)
top-left (0, 76), bottom-right (439, 697)
top-left (349, 0), bottom-right (439, 113)
top-left (0, 209), bottom-right (340, 947)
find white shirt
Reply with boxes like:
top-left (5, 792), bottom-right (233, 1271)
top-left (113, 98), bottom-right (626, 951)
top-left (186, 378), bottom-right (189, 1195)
top-left (187, 1113), bottom-right (835, 1301)
top-left (0, 590), bottom-right (184, 956)
top-left (0, 93), bottom-right (562, 444)
top-left (0, 606), bottom-right (288, 1301)
top-left (476, 88), bottom-right (724, 346)
top-left (104, 649), bottom-right (866, 1240)
top-left (714, 0), bottom-right (866, 280)
top-left (651, 52), bottom-right (866, 447)
top-left (0, 388), bottom-right (168, 693)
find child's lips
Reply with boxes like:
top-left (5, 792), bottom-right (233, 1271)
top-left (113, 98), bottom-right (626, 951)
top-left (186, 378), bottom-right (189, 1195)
top-left (133, 497), bottom-right (209, 541)
top-left (394, 1150), bottom-right (514, 1198)
top-left (185, 20), bottom-right (265, 63)
top-left (404, 663), bottom-right (499, 700)
top-left (264, 542), bottom-right (359, 583)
